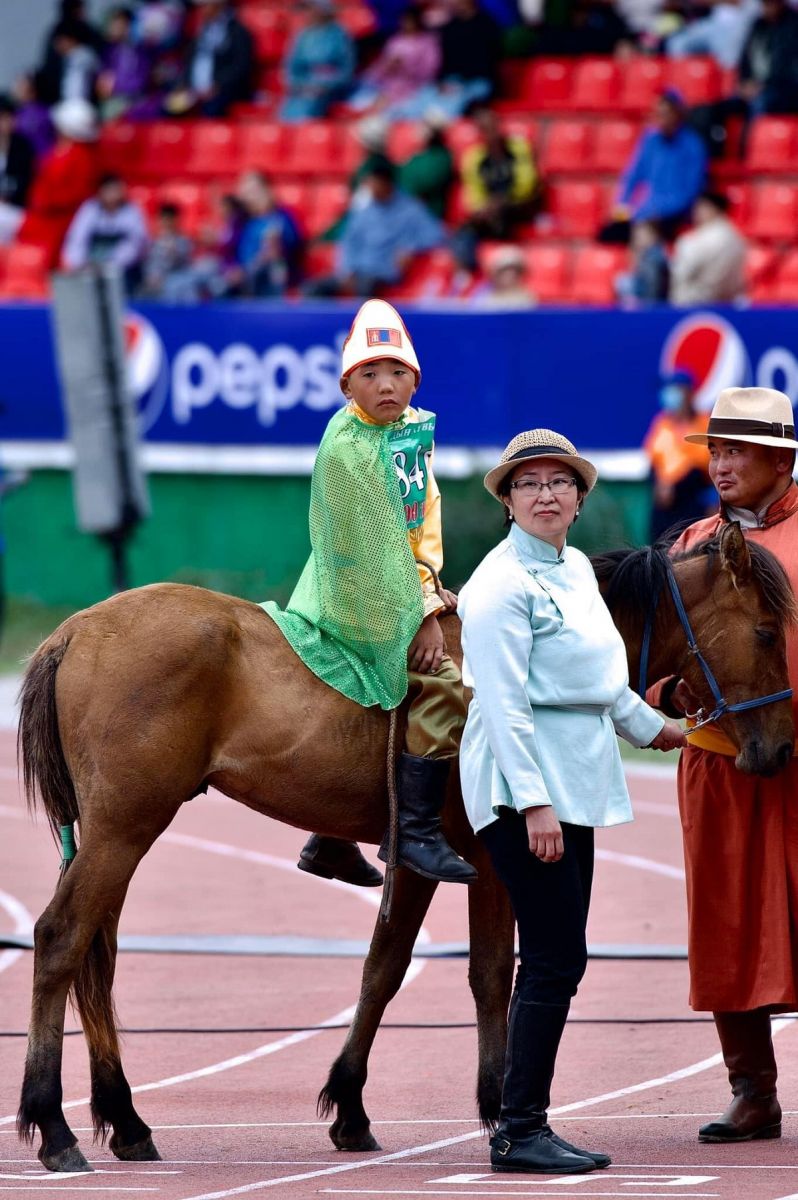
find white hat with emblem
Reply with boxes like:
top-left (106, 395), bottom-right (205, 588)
top-left (340, 299), bottom-right (421, 390)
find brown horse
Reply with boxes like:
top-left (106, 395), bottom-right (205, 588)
top-left (17, 521), bottom-right (795, 1173)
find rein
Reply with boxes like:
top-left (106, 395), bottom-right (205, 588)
top-left (637, 556), bottom-right (792, 730)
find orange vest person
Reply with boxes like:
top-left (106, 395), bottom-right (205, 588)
top-left (643, 369), bottom-right (711, 540)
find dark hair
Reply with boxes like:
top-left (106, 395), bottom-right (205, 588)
top-left (99, 172), bottom-right (123, 188)
top-left (109, 6), bottom-right (135, 23)
top-left (53, 17), bottom-right (88, 43)
top-left (498, 462), bottom-right (587, 529)
top-left (158, 201), bottom-right (180, 219)
top-left (0, 93), bottom-right (17, 116)
top-left (698, 190), bottom-right (730, 213)
top-left (366, 157), bottom-right (396, 183)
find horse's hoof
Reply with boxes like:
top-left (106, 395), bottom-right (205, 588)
top-left (39, 1144), bottom-right (93, 1173)
top-left (329, 1121), bottom-right (381, 1152)
top-left (110, 1136), bottom-right (162, 1162)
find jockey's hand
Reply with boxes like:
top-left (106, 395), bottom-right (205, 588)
top-left (648, 720), bottom-right (687, 752)
top-left (525, 805), bottom-right (564, 863)
top-left (408, 614), bottom-right (444, 674)
top-left (439, 588), bottom-right (458, 613)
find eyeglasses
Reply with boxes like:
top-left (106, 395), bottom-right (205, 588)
top-left (509, 477), bottom-right (577, 496)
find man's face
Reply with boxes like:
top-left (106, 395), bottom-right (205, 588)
top-left (654, 97), bottom-right (680, 136)
top-left (99, 180), bottom-right (126, 211)
top-left (367, 174), bottom-right (394, 203)
top-left (0, 111), bottom-right (14, 139)
top-left (343, 359), bottom-right (416, 425)
top-left (708, 438), bottom-right (792, 510)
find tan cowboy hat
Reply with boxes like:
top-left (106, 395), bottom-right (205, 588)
top-left (340, 298), bottom-right (420, 388)
top-left (684, 386), bottom-right (798, 450)
top-left (484, 429), bottom-right (599, 499)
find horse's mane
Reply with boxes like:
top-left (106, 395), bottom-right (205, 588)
top-left (591, 535), bottom-right (798, 633)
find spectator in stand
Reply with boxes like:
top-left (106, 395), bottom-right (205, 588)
top-left (236, 171), bottom-right (302, 297)
top-left (643, 369), bottom-right (712, 540)
top-left (409, 0), bottom-right (503, 120)
top-left (140, 202), bottom-right (198, 302)
top-left (0, 96), bottom-right (36, 246)
top-left (318, 114), bottom-right (393, 241)
top-left (348, 8), bottom-right (441, 118)
top-left (38, 16), bottom-right (101, 106)
top-left (737, 0), bottom-right (798, 115)
top-left (616, 220), bottom-right (670, 305)
top-left (280, 0), bottom-right (355, 122)
top-left (190, 193), bottom-right (249, 298)
top-left (472, 244), bottom-right (536, 308)
top-left (452, 106), bottom-right (538, 271)
top-left (670, 191), bottom-right (746, 307)
top-left (97, 6), bottom-right (152, 120)
top-left (599, 89), bottom-right (707, 245)
top-left (166, 0), bottom-right (253, 117)
top-left (17, 98), bottom-right (101, 271)
top-left (666, 0), bottom-right (758, 70)
top-left (308, 159), bottom-right (443, 296)
top-left (62, 172), bottom-right (149, 292)
top-left (12, 76), bottom-right (55, 161)
top-left (533, 0), bottom-right (634, 57)
top-left (398, 111), bottom-right (454, 219)
top-left (39, 0), bottom-right (104, 100)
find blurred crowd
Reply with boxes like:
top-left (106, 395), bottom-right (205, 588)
top-left (0, 0), bottom-right (796, 305)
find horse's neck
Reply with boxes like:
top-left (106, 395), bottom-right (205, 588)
top-left (640, 559), bottom-right (702, 688)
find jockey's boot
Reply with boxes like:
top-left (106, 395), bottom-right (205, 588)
top-left (378, 753), bottom-right (477, 884)
top-left (297, 835), bottom-right (383, 887)
top-left (698, 1009), bottom-right (782, 1142)
top-left (490, 997), bottom-right (603, 1174)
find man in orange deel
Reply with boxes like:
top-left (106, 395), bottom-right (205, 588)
top-left (643, 369), bottom-right (713, 540)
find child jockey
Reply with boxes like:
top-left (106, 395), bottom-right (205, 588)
top-left (262, 299), bottom-right (476, 886)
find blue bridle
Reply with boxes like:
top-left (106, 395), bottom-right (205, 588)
top-left (637, 556), bottom-right (792, 730)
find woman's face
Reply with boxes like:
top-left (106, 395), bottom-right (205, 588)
top-left (504, 458), bottom-right (581, 549)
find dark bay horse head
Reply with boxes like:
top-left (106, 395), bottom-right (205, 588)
top-left (593, 523), bottom-right (796, 777)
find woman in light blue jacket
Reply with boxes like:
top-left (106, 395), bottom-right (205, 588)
top-left (458, 428), bottom-right (684, 1176)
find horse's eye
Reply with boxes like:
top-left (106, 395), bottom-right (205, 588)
top-left (755, 627), bottom-right (777, 646)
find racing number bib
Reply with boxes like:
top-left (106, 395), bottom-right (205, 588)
top-left (388, 412), bottom-right (435, 532)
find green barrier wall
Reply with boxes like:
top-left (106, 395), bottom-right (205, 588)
top-left (4, 470), bottom-right (652, 610)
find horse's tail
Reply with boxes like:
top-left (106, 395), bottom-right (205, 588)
top-left (18, 631), bottom-right (78, 844)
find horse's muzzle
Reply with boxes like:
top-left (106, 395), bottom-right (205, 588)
top-left (736, 738), bottom-right (794, 778)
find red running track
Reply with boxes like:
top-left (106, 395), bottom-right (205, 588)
top-left (1, 727), bottom-right (797, 1200)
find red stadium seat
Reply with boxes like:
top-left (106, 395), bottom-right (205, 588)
top-left (592, 120), bottom-right (639, 172)
top-left (137, 121), bottom-right (192, 178)
top-left (0, 243), bottom-right (49, 299)
top-left (158, 182), bottom-right (208, 236)
top-left (666, 57), bottom-right (723, 105)
top-left (744, 243), bottom-right (778, 303)
top-left (547, 181), bottom-right (607, 237)
top-left (388, 121), bottom-right (426, 163)
top-left (239, 6), bottom-right (288, 63)
top-left (618, 57), bottom-right (667, 113)
top-left (771, 249), bottom-right (798, 302)
top-left (570, 244), bottom-right (627, 304)
top-left (747, 183), bottom-right (798, 240)
top-left (185, 121), bottom-right (242, 177)
top-left (388, 248), bottom-right (456, 300)
top-left (339, 4), bottom-right (376, 37)
top-left (747, 118), bottom-right (798, 173)
top-left (282, 121), bottom-right (342, 175)
top-left (240, 122), bottom-right (287, 173)
top-left (445, 119), bottom-right (482, 162)
top-left (542, 120), bottom-right (594, 173)
top-left (304, 241), bottom-right (337, 278)
top-left (273, 180), bottom-right (311, 229)
top-left (100, 122), bottom-right (145, 176)
top-left (524, 244), bottom-right (571, 303)
top-left (524, 59), bottom-right (575, 110)
top-left (570, 58), bottom-right (622, 110)
top-left (307, 181), bottom-right (349, 236)
top-left (724, 182), bottom-right (753, 230)
top-left (504, 117), bottom-right (540, 147)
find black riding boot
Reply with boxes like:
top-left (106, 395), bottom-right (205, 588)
top-left (378, 753), bottom-right (477, 884)
top-left (698, 1010), bottom-right (781, 1142)
top-left (490, 997), bottom-right (600, 1174)
top-left (297, 835), bottom-right (383, 887)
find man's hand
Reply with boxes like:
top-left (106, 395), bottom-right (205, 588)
top-left (525, 806), bottom-right (564, 863)
top-left (648, 720), bottom-right (687, 752)
top-left (408, 614), bottom-right (444, 673)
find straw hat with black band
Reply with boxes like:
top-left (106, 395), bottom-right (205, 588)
top-left (484, 428), bottom-right (599, 500)
top-left (684, 387), bottom-right (798, 450)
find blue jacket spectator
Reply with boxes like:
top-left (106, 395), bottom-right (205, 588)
top-left (237, 171), bottom-right (302, 297)
top-left (618, 91), bottom-right (707, 223)
top-left (281, 0), bottom-right (355, 122)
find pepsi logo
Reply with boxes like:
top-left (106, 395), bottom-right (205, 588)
top-left (660, 314), bottom-right (751, 413)
top-left (124, 312), bottom-right (169, 433)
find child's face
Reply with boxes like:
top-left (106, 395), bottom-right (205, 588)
top-left (343, 358), bottom-right (416, 425)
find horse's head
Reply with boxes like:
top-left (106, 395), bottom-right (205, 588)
top-left (671, 524), bottom-right (795, 776)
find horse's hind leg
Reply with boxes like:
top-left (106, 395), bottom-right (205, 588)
top-left (79, 905), bottom-right (160, 1162)
top-left (319, 868), bottom-right (437, 1151)
top-left (19, 824), bottom-right (170, 1172)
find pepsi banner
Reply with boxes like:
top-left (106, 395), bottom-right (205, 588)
top-left (1, 303), bottom-right (797, 452)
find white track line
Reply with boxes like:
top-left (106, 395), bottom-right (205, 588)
top-left (595, 849), bottom-right (684, 881)
top-left (0, 888), bottom-right (34, 977)
top-left (0, 831), bottom-right (428, 1127)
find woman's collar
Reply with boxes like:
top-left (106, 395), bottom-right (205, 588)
top-left (509, 521), bottom-right (565, 563)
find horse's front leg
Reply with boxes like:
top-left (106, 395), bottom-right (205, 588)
top-left (319, 867), bottom-right (437, 1151)
top-left (466, 836), bottom-right (514, 1130)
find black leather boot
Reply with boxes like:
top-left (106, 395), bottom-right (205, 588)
top-left (699, 1010), bottom-right (781, 1142)
top-left (490, 997), bottom-right (598, 1174)
top-left (297, 835), bottom-right (383, 887)
top-left (378, 753), bottom-right (477, 884)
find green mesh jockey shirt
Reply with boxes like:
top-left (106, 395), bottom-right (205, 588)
top-left (261, 405), bottom-right (435, 710)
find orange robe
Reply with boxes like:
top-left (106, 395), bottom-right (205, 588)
top-left (652, 483), bottom-right (798, 1012)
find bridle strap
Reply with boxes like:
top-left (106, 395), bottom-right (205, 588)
top-left (637, 556), bottom-right (792, 727)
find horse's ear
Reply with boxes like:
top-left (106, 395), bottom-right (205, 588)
top-left (719, 521), bottom-right (751, 586)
